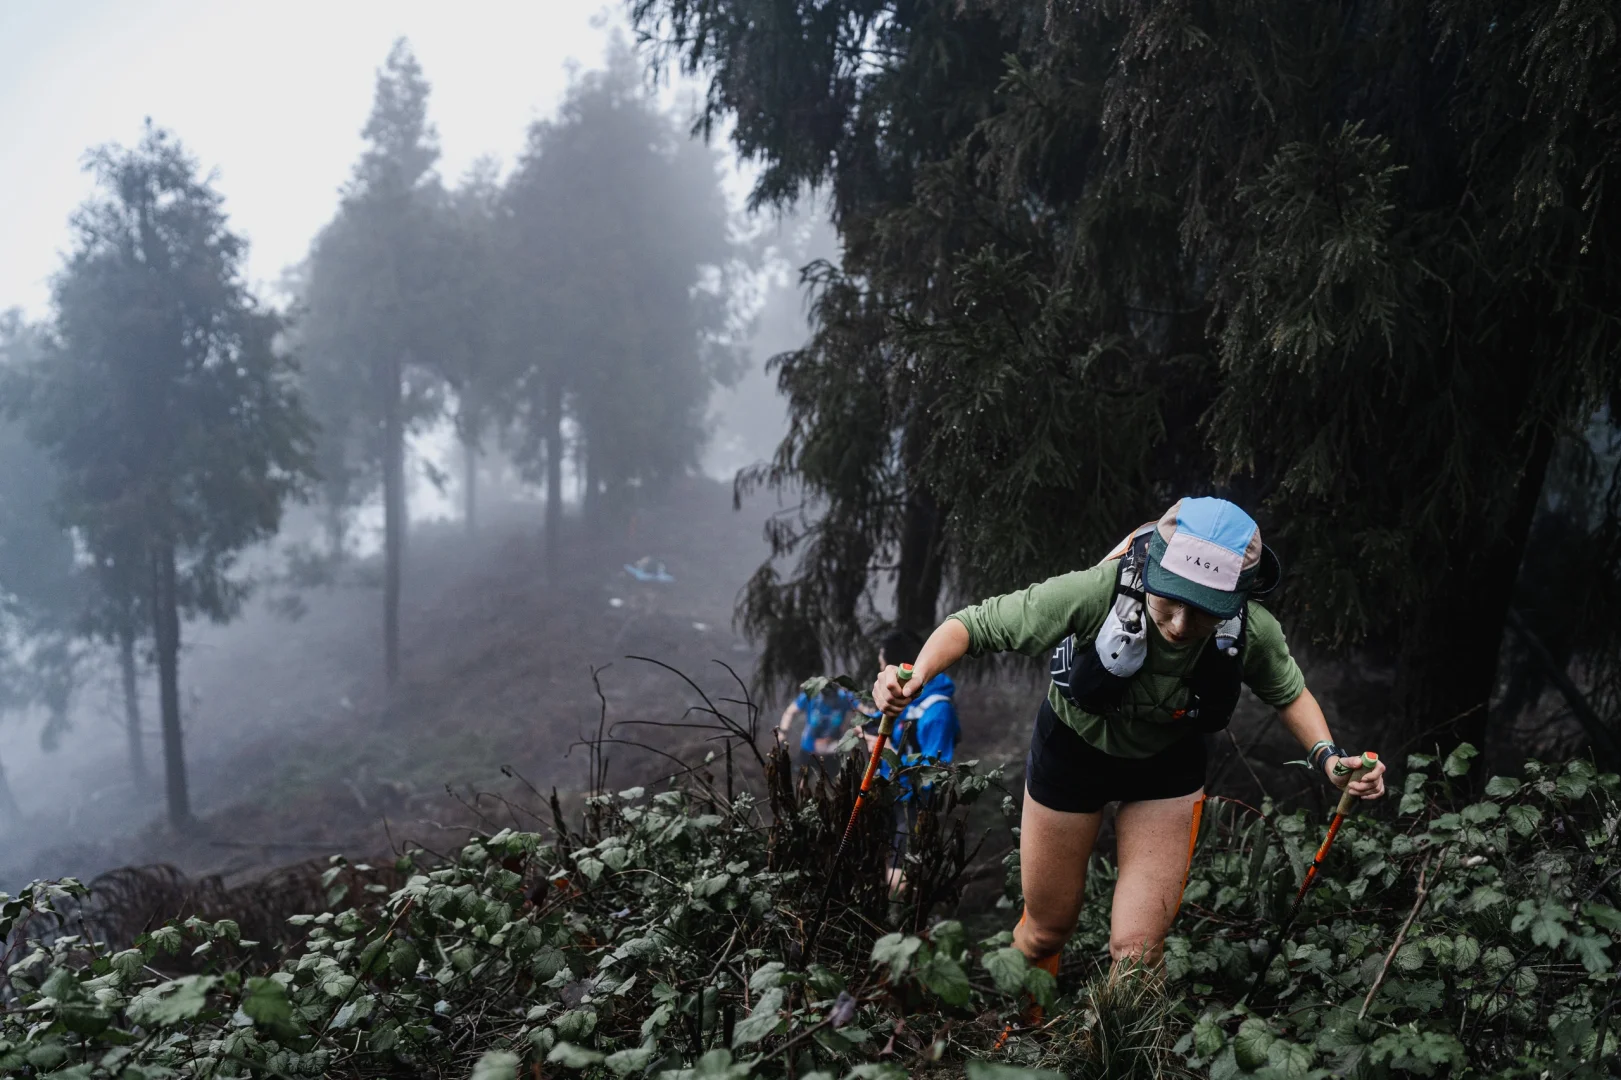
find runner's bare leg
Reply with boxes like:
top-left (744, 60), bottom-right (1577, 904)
top-left (1013, 786), bottom-right (1105, 963)
top-left (1109, 788), bottom-right (1205, 968)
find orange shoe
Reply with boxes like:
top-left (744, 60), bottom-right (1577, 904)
top-left (994, 914), bottom-right (1061, 1047)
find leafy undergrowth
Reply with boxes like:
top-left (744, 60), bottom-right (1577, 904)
top-left (1, 738), bottom-right (1618, 1079)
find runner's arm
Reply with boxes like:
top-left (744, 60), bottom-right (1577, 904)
top-left (873, 620), bottom-right (969, 717)
top-left (1276, 688), bottom-right (1386, 799)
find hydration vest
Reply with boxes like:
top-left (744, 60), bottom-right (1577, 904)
top-left (1048, 525), bottom-right (1250, 734)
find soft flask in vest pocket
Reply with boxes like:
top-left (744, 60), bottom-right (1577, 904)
top-left (1050, 528), bottom-right (1152, 715)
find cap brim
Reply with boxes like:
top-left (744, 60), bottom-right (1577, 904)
top-left (1143, 558), bottom-right (1246, 619)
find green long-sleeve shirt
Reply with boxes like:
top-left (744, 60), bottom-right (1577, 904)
top-left (948, 562), bottom-right (1305, 758)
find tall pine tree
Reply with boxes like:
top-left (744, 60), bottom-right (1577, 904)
top-left (301, 40), bottom-right (447, 686)
top-left (20, 123), bottom-right (313, 827)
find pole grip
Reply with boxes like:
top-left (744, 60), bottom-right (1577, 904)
top-left (1332, 751), bottom-right (1378, 816)
top-left (879, 664), bottom-right (912, 736)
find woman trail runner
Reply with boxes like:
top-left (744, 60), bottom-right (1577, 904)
top-left (870, 497), bottom-right (1387, 986)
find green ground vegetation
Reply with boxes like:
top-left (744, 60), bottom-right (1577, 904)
top-left (2, 736), bottom-right (1617, 1078)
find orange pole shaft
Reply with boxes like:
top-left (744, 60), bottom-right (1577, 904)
top-left (1294, 812), bottom-right (1345, 905)
top-left (1174, 794), bottom-right (1206, 913)
top-left (834, 732), bottom-right (889, 850)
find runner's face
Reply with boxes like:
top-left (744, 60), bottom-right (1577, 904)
top-left (1145, 593), bottom-right (1221, 644)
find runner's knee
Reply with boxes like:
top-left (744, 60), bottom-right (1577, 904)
top-left (1016, 912), bottom-right (1073, 961)
top-left (1108, 933), bottom-right (1165, 966)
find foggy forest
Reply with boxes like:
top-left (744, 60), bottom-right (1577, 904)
top-left (1, 2), bottom-right (1618, 1078)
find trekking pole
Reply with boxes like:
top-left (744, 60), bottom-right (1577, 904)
top-left (800, 664), bottom-right (913, 962)
top-left (1244, 752), bottom-right (1379, 1003)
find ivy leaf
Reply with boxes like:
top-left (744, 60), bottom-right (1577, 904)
top-left (1556, 762), bottom-right (1593, 800)
top-left (1511, 899), bottom-right (1570, 947)
top-left (1394, 943), bottom-right (1426, 972)
top-left (58, 1003), bottom-right (112, 1036)
top-left (1023, 964), bottom-right (1056, 1008)
top-left (389, 938), bottom-right (420, 978)
top-left (1460, 801), bottom-right (1501, 824)
top-left (1582, 903), bottom-right (1621, 933)
top-left (693, 873), bottom-right (731, 898)
top-left (147, 926), bottom-right (181, 955)
top-left (1465, 885), bottom-right (1508, 912)
top-left (981, 947), bottom-right (1028, 995)
top-left (554, 1008), bottom-right (597, 1042)
top-left (1367, 1030), bottom-right (1467, 1075)
top-left (1565, 933), bottom-right (1613, 973)
top-left (1451, 934), bottom-right (1481, 971)
top-left (1233, 1018), bottom-right (1275, 1070)
top-left (109, 949), bottom-right (144, 978)
top-left (1399, 791), bottom-right (1427, 815)
top-left (807, 964), bottom-right (845, 997)
top-left (1442, 743), bottom-right (1479, 777)
top-left (1483, 775), bottom-right (1521, 797)
top-left (606, 1043), bottom-right (656, 1076)
top-left (679, 1049), bottom-right (756, 1078)
top-left (1505, 804), bottom-right (1542, 836)
top-left (1193, 1018), bottom-right (1226, 1058)
top-left (749, 962), bottom-right (785, 993)
top-left (546, 1042), bottom-right (605, 1069)
top-left (128, 974), bottom-right (219, 1026)
top-left (731, 987), bottom-right (783, 1046)
top-left (241, 976), bottom-right (297, 1035)
top-left (871, 933), bottom-right (922, 978)
top-left (1265, 1038), bottom-right (1315, 1076)
top-left (920, 954), bottom-right (972, 1007)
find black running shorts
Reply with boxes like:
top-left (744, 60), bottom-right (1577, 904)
top-left (1025, 699), bottom-right (1207, 813)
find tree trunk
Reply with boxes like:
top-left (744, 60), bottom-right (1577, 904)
top-left (325, 499), bottom-right (347, 560)
top-left (462, 432), bottom-right (478, 535)
top-left (1393, 426), bottom-right (1556, 770)
top-left (383, 352), bottom-right (406, 686)
top-left (544, 375), bottom-right (563, 583)
top-left (151, 541), bottom-right (190, 828)
top-left (583, 434), bottom-right (602, 538)
top-left (118, 623), bottom-right (149, 791)
top-left (0, 751), bottom-right (20, 826)
top-left (895, 417), bottom-right (947, 637)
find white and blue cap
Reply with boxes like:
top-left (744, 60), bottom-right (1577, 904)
top-left (1143, 497), bottom-right (1266, 619)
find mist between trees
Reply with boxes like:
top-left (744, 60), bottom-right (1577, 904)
top-left (0, 37), bottom-right (764, 831)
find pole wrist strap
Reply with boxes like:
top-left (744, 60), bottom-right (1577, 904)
top-left (1308, 740), bottom-right (1347, 774)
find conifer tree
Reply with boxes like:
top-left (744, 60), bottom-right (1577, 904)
top-left (499, 45), bottom-right (740, 564)
top-left (301, 40), bottom-right (447, 685)
top-left (19, 124), bottom-right (313, 827)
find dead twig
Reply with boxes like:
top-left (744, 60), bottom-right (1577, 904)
top-left (1360, 846), bottom-right (1443, 1020)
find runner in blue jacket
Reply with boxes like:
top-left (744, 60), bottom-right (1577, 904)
top-left (779, 684), bottom-right (859, 769)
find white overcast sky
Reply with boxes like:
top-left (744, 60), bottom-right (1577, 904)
top-left (1, 0), bottom-right (737, 318)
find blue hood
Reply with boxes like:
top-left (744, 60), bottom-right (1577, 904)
top-left (906, 672), bottom-right (955, 711)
